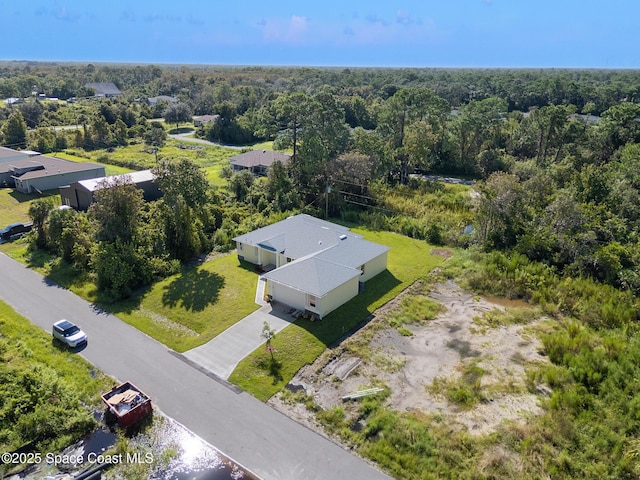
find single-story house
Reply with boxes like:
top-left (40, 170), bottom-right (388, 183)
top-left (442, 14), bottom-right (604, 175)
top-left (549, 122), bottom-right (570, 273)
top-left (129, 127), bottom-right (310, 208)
top-left (193, 115), bottom-right (220, 127)
top-left (60, 169), bottom-right (161, 210)
top-left (1, 156), bottom-right (105, 194)
top-left (148, 95), bottom-right (178, 106)
top-left (230, 150), bottom-right (291, 176)
top-left (233, 214), bottom-right (389, 319)
top-left (85, 82), bottom-right (121, 98)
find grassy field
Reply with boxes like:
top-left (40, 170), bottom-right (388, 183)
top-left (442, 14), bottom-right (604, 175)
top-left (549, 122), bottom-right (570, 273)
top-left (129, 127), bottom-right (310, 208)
top-left (62, 138), bottom-right (237, 188)
top-left (108, 255), bottom-right (260, 352)
top-left (229, 228), bottom-right (446, 401)
top-left (0, 188), bottom-right (45, 224)
top-left (54, 151), bottom-right (134, 176)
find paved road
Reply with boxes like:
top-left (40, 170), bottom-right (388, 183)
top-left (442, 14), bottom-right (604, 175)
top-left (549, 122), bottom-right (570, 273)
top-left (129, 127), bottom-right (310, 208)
top-left (0, 253), bottom-right (390, 480)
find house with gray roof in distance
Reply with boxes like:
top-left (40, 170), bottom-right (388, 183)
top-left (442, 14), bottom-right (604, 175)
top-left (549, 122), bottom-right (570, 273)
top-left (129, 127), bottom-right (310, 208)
top-left (85, 82), bottom-right (121, 98)
top-left (60, 169), bottom-right (161, 210)
top-left (230, 149), bottom-right (291, 176)
top-left (148, 95), bottom-right (178, 106)
top-left (233, 214), bottom-right (389, 319)
top-left (193, 114), bottom-right (220, 127)
top-left (1, 156), bottom-right (105, 194)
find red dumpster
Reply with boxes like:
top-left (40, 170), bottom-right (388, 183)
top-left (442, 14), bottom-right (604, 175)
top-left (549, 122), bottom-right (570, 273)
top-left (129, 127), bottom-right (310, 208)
top-left (101, 381), bottom-right (152, 427)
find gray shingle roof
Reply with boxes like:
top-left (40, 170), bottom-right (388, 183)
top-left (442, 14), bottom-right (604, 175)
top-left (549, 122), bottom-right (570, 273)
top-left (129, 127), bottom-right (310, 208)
top-left (4, 156), bottom-right (103, 179)
top-left (262, 255), bottom-right (361, 297)
top-left (315, 237), bottom-right (389, 269)
top-left (85, 82), bottom-right (121, 96)
top-left (0, 146), bottom-right (29, 160)
top-left (237, 214), bottom-right (389, 298)
top-left (233, 214), bottom-right (355, 259)
top-left (230, 150), bottom-right (291, 169)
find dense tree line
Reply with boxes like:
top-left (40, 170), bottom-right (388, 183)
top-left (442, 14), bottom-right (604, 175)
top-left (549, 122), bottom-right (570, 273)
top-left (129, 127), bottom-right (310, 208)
top-left (0, 62), bottom-right (637, 301)
top-left (27, 159), bottom-right (220, 301)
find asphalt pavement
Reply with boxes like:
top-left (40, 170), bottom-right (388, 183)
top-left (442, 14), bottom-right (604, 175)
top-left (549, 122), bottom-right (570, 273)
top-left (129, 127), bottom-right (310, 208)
top-left (0, 253), bottom-right (391, 480)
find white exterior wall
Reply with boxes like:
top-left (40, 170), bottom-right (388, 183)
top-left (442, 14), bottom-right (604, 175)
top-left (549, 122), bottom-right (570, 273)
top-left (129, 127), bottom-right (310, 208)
top-left (319, 276), bottom-right (360, 318)
top-left (260, 249), bottom-right (277, 266)
top-left (360, 251), bottom-right (388, 282)
top-left (267, 281), bottom-right (306, 312)
top-left (237, 242), bottom-right (259, 263)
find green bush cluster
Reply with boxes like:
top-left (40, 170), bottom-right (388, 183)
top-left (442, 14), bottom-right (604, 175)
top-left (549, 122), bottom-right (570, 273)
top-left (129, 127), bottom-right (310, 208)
top-left (465, 251), bottom-right (638, 329)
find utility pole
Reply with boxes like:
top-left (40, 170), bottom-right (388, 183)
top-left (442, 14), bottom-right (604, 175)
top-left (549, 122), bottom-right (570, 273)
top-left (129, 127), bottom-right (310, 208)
top-left (325, 184), bottom-right (331, 218)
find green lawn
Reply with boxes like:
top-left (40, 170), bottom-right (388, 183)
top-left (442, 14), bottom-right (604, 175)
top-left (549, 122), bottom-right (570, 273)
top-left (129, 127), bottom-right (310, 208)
top-left (106, 254), bottom-right (260, 352)
top-left (0, 187), bottom-right (38, 224)
top-left (229, 229), bottom-right (447, 401)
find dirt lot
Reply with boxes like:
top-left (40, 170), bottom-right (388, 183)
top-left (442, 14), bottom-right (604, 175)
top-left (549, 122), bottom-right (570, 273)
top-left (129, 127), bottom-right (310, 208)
top-left (269, 280), bottom-right (550, 437)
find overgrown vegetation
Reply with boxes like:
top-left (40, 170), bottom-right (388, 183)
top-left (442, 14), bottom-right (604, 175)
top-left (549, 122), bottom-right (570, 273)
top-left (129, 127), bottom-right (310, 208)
top-left (0, 300), bottom-right (112, 472)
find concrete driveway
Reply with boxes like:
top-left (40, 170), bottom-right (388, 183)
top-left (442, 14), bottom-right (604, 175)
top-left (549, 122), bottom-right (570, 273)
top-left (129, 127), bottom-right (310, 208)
top-left (184, 299), bottom-right (296, 379)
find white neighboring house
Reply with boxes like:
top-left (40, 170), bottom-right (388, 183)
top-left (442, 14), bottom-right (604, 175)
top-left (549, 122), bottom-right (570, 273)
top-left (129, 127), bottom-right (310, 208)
top-left (233, 214), bottom-right (389, 319)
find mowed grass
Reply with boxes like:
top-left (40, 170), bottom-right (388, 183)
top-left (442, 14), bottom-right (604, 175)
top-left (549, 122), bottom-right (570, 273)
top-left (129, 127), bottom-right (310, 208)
top-left (0, 188), bottom-right (59, 256)
top-left (229, 229), bottom-right (446, 401)
top-left (0, 299), bottom-right (113, 453)
top-left (0, 187), bottom-right (36, 224)
top-left (107, 255), bottom-right (260, 352)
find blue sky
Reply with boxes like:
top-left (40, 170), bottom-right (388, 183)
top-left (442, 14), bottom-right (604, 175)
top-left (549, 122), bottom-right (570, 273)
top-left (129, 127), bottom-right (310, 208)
top-left (0, 1), bottom-right (636, 68)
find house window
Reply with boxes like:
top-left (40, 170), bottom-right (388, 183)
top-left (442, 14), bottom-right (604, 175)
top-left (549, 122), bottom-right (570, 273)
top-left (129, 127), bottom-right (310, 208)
top-left (308, 295), bottom-right (317, 308)
top-left (238, 243), bottom-right (243, 251)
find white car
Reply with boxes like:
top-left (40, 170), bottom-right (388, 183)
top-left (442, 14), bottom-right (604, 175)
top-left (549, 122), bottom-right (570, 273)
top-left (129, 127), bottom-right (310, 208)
top-left (52, 319), bottom-right (87, 348)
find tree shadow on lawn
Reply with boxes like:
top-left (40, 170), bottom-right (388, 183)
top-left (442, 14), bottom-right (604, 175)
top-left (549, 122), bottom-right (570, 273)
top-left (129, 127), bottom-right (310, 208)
top-left (161, 267), bottom-right (225, 311)
top-left (295, 269), bottom-right (402, 348)
top-left (8, 189), bottom-right (48, 203)
top-left (168, 127), bottom-right (194, 135)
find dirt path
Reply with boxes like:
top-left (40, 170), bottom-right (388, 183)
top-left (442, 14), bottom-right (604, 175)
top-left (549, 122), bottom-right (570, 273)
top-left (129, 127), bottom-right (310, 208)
top-left (269, 280), bottom-right (550, 437)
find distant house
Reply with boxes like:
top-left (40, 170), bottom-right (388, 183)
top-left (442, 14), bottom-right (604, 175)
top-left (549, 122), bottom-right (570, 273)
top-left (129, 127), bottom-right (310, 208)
top-left (85, 82), bottom-right (121, 98)
top-left (60, 170), bottom-right (161, 210)
top-left (230, 150), bottom-right (291, 176)
top-left (3, 97), bottom-right (23, 106)
top-left (193, 115), bottom-right (220, 127)
top-left (234, 214), bottom-right (389, 319)
top-left (0, 156), bottom-right (105, 194)
top-left (148, 95), bottom-right (178, 106)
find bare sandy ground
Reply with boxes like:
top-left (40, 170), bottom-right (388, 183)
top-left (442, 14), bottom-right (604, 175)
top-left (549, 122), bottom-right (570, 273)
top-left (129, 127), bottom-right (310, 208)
top-left (269, 279), bottom-right (550, 437)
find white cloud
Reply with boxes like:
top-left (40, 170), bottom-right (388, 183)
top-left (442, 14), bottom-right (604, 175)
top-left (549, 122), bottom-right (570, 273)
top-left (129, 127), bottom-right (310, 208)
top-left (259, 15), bottom-right (311, 44)
top-left (250, 12), bottom-right (442, 48)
